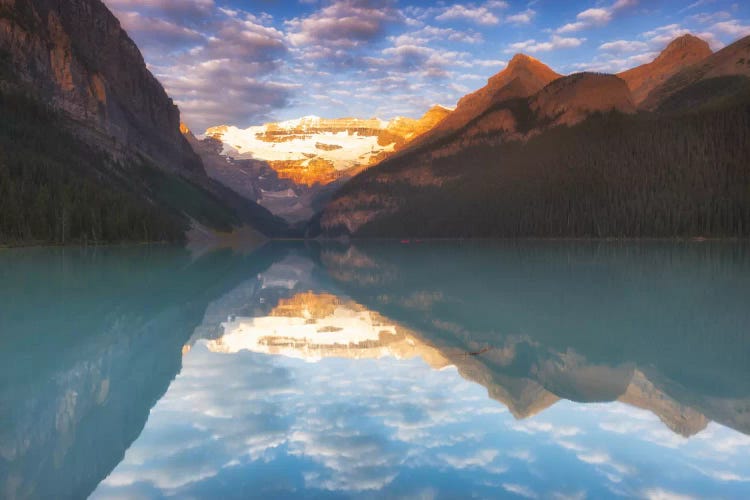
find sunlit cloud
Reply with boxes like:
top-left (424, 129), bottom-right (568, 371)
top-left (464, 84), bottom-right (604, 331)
top-left (102, 0), bottom-right (750, 127)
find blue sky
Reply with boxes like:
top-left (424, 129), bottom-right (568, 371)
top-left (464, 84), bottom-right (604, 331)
top-left (103, 1), bottom-right (750, 130)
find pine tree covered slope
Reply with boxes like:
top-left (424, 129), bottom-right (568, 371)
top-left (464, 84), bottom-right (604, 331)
top-left (0, 88), bottom-right (291, 244)
top-left (317, 36), bottom-right (750, 239)
top-left (320, 100), bottom-right (750, 238)
top-left (0, 0), bottom-right (290, 245)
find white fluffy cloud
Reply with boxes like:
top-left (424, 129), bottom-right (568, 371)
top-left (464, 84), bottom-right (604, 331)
top-left (599, 39), bottom-right (649, 53)
top-left (436, 3), bottom-right (504, 26)
top-left (506, 9), bottom-right (536, 25)
top-left (287, 0), bottom-right (400, 49)
top-left (102, 0), bottom-right (750, 129)
top-left (557, 0), bottom-right (637, 33)
top-left (506, 35), bottom-right (585, 53)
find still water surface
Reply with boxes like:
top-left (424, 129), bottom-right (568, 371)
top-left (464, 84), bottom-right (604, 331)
top-left (1, 242), bottom-right (750, 499)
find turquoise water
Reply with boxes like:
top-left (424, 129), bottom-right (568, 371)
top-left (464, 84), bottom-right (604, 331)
top-left (1, 242), bottom-right (749, 499)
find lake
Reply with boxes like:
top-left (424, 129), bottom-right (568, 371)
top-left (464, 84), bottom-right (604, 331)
top-left (1, 241), bottom-right (749, 499)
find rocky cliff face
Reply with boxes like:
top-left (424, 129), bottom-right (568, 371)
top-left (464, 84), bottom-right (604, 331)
top-left (0, 0), bottom-right (289, 241)
top-left (618, 34), bottom-right (713, 106)
top-left (531, 72), bottom-right (636, 126)
top-left (0, 0), bottom-right (201, 174)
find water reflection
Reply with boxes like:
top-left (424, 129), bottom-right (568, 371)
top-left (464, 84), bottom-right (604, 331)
top-left (0, 246), bottom-right (279, 500)
top-left (319, 242), bottom-right (750, 435)
top-left (1, 242), bottom-right (749, 499)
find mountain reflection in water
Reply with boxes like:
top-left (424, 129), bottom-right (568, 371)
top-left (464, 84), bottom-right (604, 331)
top-left (1, 242), bottom-right (749, 499)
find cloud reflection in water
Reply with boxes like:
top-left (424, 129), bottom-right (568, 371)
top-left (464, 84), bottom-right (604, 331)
top-left (92, 245), bottom-right (750, 499)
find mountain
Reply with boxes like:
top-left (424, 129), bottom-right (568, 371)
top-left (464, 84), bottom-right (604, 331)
top-left (642, 34), bottom-right (750, 111)
top-left (189, 107), bottom-right (450, 223)
top-left (190, 254), bottom-right (730, 436)
top-left (0, 0), bottom-right (288, 245)
top-left (618, 34), bottom-right (713, 106)
top-left (204, 107), bottom-right (451, 187)
top-left (0, 0), bottom-right (199, 173)
top-left (430, 54), bottom-right (561, 137)
top-left (532, 72), bottom-right (635, 126)
top-left (316, 34), bottom-right (750, 238)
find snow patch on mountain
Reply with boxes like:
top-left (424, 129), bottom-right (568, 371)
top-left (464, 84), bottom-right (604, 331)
top-left (207, 124), bottom-right (396, 171)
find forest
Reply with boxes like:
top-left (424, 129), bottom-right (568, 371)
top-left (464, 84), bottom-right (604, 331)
top-left (0, 84), bottom-right (294, 245)
top-left (334, 87), bottom-right (750, 238)
top-left (0, 89), bottom-right (190, 245)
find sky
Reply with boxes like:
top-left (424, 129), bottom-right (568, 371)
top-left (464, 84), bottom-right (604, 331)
top-left (102, 0), bottom-right (750, 131)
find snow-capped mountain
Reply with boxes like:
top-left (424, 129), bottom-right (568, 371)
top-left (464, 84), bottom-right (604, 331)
top-left (183, 106), bottom-right (450, 223)
top-left (204, 106), bottom-right (451, 187)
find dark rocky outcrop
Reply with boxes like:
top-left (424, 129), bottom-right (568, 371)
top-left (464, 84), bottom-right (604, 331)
top-left (0, 0), bottom-right (289, 243)
top-left (0, 0), bottom-right (200, 174)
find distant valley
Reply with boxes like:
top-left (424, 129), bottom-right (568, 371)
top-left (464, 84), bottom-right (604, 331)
top-left (182, 107), bottom-right (450, 223)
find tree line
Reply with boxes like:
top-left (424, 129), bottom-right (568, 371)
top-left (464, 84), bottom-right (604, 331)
top-left (345, 97), bottom-right (750, 238)
top-left (0, 89), bottom-right (185, 245)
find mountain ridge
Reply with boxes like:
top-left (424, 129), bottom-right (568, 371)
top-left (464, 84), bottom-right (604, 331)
top-left (406, 53), bottom-right (562, 150)
top-left (642, 34), bottom-right (750, 110)
top-left (618, 34), bottom-right (713, 105)
top-left (316, 33), bottom-right (750, 238)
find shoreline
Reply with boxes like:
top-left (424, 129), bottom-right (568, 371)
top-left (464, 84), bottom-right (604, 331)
top-left (3, 236), bottom-right (749, 250)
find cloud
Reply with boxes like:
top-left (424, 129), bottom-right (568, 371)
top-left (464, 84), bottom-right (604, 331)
top-left (557, 0), bottom-right (637, 33)
top-left (711, 19), bottom-right (750, 37)
top-left (552, 491), bottom-right (587, 500)
top-left (641, 24), bottom-right (722, 50)
top-left (287, 0), bottom-right (400, 49)
top-left (697, 469), bottom-right (750, 482)
top-left (372, 42), bottom-right (469, 78)
top-left (154, 13), bottom-right (293, 127)
top-left (599, 40), bottom-right (649, 53)
top-left (438, 449), bottom-right (500, 469)
top-left (503, 483), bottom-right (538, 499)
top-left (642, 488), bottom-right (696, 500)
top-left (390, 25), bottom-right (484, 46)
top-left (689, 11), bottom-right (731, 24)
top-left (106, 0), bottom-right (215, 20)
top-left (113, 10), bottom-right (204, 50)
top-left (679, 0), bottom-right (717, 13)
top-left (506, 35), bottom-right (585, 53)
top-left (436, 3), bottom-right (504, 26)
top-left (505, 9), bottom-right (536, 25)
top-left (508, 449), bottom-right (535, 462)
top-left (510, 420), bottom-right (583, 438)
top-left (103, 1), bottom-right (293, 130)
top-left (102, 0), bottom-right (748, 136)
top-left (158, 60), bottom-right (295, 129)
